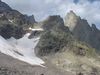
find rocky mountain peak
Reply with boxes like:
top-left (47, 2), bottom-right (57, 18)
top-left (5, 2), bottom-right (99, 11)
top-left (45, 15), bottom-right (63, 22)
top-left (68, 10), bottom-right (77, 17)
top-left (91, 24), bottom-right (98, 31)
top-left (65, 10), bottom-right (100, 51)
top-left (42, 15), bottom-right (64, 30)
top-left (0, 0), bottom-right (12, 12)
top-left (65, 10), bottom-right (91, 31)
top-left (0, 0), bottom-right (12, 11)
top-left (28, 15), bottom-right (36, 24)
top-left (92, 24), bottom-right (96, 28)
top-left (65, 10), bottom-right (80, 31)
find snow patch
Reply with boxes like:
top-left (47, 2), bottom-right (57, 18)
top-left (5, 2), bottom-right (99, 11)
top-left (8, 19), bottom-right (13, 23)
top-left (29, 27), bottom-right (43, 31)
top-left (0, 32), bottom-right (44, 66)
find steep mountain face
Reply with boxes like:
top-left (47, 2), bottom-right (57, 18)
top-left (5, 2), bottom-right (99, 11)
top-left (65, 11), bottom-right (100, 51)
top-left (35, 15), bottom-right (73, 56)
top-left (35, 15), bottom-right (95, 57)
top-left (33, 15), bottom-right (100, 75)
top-left (0, 0), bottom-right (36, 39)
top-left (0, 0), bottom-right (12, 11)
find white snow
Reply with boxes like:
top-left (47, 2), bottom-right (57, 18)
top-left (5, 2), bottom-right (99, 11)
top-left (0, 14), bottom-right (4, 17)
top-left (8, 19), bottom-right (13, 23)
top-left (29, 27), bottom-right (43, 31)
top-left (0, 32), bottom-right (44, 66)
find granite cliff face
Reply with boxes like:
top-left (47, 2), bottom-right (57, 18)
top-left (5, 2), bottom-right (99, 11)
top-left (65, 11), bottom-right (100, 51)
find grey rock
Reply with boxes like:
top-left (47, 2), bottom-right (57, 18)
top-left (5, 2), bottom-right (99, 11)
top-left (35, 15), bottom-right (72, 56)
top-left (0, 1), bottom-right (36, 39)
top-left (28, 15), bottom-right (36, 24)
top-left (0, 52), bottom-right (73, 75)
top-left (42, 15), bottom-right (65, 30)
top-left (65, 10), bottom-right (100, 51)
top-left (0, 0), bottom-right (12, 11)
top-left (28, 30), bottom-right (43, 39)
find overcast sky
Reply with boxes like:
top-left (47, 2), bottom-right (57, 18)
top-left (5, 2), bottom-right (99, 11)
top-left (2, 0), bottom-right (100, 28)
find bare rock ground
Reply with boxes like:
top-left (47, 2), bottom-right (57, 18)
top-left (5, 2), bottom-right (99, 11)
top-left (0, 52), bottom-right (73, 75)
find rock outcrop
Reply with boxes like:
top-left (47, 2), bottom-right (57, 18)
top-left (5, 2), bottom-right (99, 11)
top-left (65, 11), bottom-right (100, 51)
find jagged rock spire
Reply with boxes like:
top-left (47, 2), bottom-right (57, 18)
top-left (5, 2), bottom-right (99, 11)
top-left (65, 10), bottom-right (100, 51)
top-left (42, 15), bottom-right (65, 30)
top-left (28, 15), bottom-right (36, 24)
top-left (69, 10), bottom-right (77, 17)
top-left (64, 10), bottom-right (80, 31)
top-left (92, 24), bottom-right (97, 29)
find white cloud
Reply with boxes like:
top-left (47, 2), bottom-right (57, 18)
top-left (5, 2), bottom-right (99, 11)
top-left (67, 1), bottom-right (100, 28)
top-left (2, 0), bottom-right (100, 28)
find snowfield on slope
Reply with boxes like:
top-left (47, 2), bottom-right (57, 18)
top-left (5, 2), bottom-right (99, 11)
top-left (0, 31), bottom-right (44, 66)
